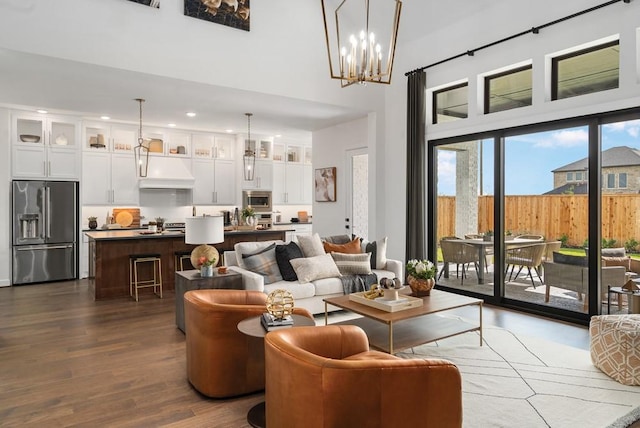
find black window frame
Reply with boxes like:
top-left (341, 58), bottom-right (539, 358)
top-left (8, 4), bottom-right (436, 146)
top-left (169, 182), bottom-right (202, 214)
top-left (432, 82), bottom-right (469, 125)
top-left (484, 65), bottom-right (533, 115)
top-left (551, 40), bottom-right (620, 101)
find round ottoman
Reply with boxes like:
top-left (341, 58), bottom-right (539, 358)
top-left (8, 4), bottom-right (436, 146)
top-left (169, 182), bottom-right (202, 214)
top-left (589, 314), bottom-right (640, 386)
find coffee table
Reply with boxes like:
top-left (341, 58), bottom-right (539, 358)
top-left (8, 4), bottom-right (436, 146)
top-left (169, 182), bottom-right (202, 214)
top-left (324, 289), bottom-right (482, 354)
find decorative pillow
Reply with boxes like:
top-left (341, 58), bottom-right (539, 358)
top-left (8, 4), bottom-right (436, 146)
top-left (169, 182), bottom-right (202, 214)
top-left (289, 254), bottom-right (341, 284)
top-left (361, 237), bottom-right (388, 269)
top-left (602, 256), bottom-right (631, 270)
top-left (601, 248), bottom-right (626, 258)
top-left (323, 235), bottom-right (352, 244)
top-left (331, 252), bottom-right (372, 275)
top-left (242, 244), bottom-right (283, 284)
top-left (275, 241), bottom-right (304, 281)
top-left (235, 240), bottom-right (283, 269)
top-left (553, 252), bottom-right (588, 267)
top-left (297, 233), bottom-right (326, 257)
top-left (323, 236), bottom-right (362, 254)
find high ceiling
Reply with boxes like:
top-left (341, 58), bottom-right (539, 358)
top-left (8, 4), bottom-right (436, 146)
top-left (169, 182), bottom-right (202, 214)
top-left (0, 0), bottom-right (525, 139)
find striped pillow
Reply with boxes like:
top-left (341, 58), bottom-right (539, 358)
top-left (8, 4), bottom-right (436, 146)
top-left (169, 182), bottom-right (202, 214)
top-left (331, 252), bottom-right (372, 275)
top-left (242, 244), bottom-right (283, 284)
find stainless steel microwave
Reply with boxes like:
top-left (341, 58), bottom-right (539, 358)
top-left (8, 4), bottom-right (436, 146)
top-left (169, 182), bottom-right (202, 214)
top-left (242, 190), bottom-right (272, 212)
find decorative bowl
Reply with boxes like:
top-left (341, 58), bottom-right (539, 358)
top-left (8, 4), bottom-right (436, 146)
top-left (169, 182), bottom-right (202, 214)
top-left (20, 134), bottom-right (40, 143)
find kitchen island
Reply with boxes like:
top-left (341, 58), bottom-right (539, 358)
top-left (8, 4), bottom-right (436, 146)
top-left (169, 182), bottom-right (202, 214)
top-left (86, 227), bottom-right (292, 300)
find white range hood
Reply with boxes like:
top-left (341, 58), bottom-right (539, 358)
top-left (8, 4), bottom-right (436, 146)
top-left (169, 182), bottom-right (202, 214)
top-left (138, 157), bottom-right (195, 189)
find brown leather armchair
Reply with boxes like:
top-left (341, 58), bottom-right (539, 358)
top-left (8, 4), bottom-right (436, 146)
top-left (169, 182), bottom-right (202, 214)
top-left (265, 325), bottom-right (463, 428)
top-left (184, 289), bottom-right (313, 398)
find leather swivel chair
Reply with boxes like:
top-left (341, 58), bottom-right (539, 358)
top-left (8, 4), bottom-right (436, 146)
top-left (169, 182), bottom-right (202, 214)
top-left (265, 325), bottom-right (463, 428)
top-left (184, 289), bottom-right (312, 398)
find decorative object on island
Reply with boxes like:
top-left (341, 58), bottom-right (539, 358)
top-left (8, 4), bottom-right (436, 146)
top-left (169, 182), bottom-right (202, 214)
top-left (155, 217), bottom-right (165, 231)
top-left (241, 206), bottom-right (256, 227)
top-left (88, 216), bottom-right (98, 230)
top-left (406, 259), bottom-right (436, 296)
top-left (147, 221), bottom-right (157, 233)
top-left (320, 0), bottom-right (402, 87)
top-left (185, 216), bottom-right (225, 276)
top-left (243, 113), bottom-right (255, 181)
top-left (315, 167), bottom-right (337, 202)
top-left (266, 289), bottom-right (295, 320)
top-left (483, 230), bottom-right (494, 242)
top-left (134, 98), bottom-right (150, 178)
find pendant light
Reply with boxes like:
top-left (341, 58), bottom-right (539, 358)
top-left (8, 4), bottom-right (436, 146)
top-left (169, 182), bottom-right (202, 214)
top-left (243, 113), bottom-right (255, 181)
top-left (134, 98), bottom-right (150, 178)
top-left (321, 0), bottom-right (402, 87)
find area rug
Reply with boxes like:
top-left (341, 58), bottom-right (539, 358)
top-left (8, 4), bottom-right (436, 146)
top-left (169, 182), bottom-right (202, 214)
top-left (397, 322), bottom-right (640, 428)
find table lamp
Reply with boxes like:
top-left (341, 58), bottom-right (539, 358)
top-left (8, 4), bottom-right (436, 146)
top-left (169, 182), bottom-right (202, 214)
top-left (185, 216), bottom-right (224, 270)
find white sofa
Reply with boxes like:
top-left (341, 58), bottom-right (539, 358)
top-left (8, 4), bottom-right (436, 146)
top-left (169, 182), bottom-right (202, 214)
top-left (224, 239), bottom-right (403, 315)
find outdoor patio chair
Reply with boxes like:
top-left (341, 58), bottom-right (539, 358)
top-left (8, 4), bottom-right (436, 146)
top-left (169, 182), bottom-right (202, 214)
top-left (505, 242), bottom-right (547, 287)
top-left (438, 239), bottom-right (480, 285)
top-left (515, 234), bottom-right (544, 241)
top-left (542, 241), bottom-right (562, 262)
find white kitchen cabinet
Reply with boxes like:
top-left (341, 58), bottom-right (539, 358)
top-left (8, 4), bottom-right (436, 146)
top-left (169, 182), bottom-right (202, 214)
top-left (12, 114), bottom-right (80, 180)
top-left (82, 152), bottom-right (139, 205)
top-left (272, 162), bottom-right (312, 204)
top-left (165, 131), bottom-right (190, 157)
top-left (192, 158), bottom-right (236, 205)
top-left (242, 159), bottom-right (273, 190)
top-left (84, 122), bottom-right (137, 153)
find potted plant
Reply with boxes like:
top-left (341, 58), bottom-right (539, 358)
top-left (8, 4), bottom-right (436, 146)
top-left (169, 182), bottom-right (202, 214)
top-left (483, 230), bottom-right (494, 242)
top-left (198, 255), bottom-right (216, 277)
top-left (405, 259), bottom-right (437, 296)
top-left (241, 207), bottom-right (256, 227)
top-left (155, 217), bottom-right (165, 231)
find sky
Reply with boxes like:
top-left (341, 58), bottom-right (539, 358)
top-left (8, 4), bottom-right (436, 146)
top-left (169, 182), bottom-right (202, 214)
top-left (437, 118), bottom-right (640, 196)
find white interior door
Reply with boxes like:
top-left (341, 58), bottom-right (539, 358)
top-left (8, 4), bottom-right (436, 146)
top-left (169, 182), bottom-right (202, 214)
top-left (346, 148), bottom-right (368, 240)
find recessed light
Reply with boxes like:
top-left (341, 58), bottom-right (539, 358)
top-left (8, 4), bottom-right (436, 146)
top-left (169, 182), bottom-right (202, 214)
top-left (36, 109), bottom-right (48, 114)
top-left (168, 123), bottom-right (177, 127)
top-left (186, 112), bottom-right (196, 117)
top-left (275, 134), bottom-right (282, 138)
top-left (225, 129), bottom-right (234, 133)
top-left (100, 116), bottom-right (111, 120)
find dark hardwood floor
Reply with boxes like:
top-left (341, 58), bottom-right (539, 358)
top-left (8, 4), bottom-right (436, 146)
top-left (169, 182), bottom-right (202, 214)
top-left (0, 279), bottom-right (593, 427)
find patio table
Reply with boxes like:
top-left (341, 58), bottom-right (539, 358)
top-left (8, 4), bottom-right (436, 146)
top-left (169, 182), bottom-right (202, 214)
top-left (442, 238), bottom-right (542, 284)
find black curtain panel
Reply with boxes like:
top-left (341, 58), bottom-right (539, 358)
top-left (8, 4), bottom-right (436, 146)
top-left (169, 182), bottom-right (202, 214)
top-left (405, 71), bottom-right (426, 261)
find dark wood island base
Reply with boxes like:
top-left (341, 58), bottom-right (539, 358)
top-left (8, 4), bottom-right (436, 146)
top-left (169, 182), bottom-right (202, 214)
top-left (86, 229), bottom-right (289, 300)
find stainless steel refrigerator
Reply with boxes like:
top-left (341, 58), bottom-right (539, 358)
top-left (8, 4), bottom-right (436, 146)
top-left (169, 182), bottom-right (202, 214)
top-left (12, 180), bottom-right (78, 285)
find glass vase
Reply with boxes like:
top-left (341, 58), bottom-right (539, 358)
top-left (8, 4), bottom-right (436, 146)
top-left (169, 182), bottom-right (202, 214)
top-left (201, 265), bottom-right (213, 277)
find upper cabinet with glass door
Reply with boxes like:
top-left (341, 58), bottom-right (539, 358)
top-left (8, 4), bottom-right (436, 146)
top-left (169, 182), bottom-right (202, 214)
top-left (165, 131), bottom-right (190, 157)
top-left (214, 135), bottom-right (235, 160)
top-left (84, 122), bottom-right (137, 154)
top-left (15, 115), bottom-right (77, 148)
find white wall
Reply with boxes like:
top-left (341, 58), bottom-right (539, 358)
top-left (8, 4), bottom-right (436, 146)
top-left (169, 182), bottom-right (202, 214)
top-left (0, 0), bottom-right (383, 113)
top-left (0, 108), bottom-right (10, 285)
top-left (383, 0), bottom-right (640, 261)
top-left (312, 117), bottom-right (369, 239)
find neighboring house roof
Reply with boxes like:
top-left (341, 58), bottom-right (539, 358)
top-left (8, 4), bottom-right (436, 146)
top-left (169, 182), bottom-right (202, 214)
top-left (544, 182), bottom-right (589, 195)
top-left (552, 146), bottom-right (640, 172)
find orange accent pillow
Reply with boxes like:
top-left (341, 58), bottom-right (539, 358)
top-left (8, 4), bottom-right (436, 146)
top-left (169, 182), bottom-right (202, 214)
top-left (323, 237), bottom-right (362, 254)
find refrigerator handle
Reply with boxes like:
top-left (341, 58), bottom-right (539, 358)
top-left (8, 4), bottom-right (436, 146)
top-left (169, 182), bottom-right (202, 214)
top-left (46, 186), bottom-right (51, 239)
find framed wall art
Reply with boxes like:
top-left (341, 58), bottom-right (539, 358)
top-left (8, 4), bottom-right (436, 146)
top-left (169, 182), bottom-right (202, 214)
top-left (127, 0), bottom-right (160, 8)
top-left (184, 0), bottom-right (250, 32)
top-left (315, 167), bottom-right (336, 202)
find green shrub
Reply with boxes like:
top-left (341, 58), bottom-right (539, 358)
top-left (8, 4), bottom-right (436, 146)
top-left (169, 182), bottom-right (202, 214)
top-left (624, 238), bottom-right (639, 253)
top-left (558, 233), bottom-right (569, 248)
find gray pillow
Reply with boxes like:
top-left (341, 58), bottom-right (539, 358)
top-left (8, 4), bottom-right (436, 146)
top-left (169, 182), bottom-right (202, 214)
top-left (242, 244), bottom-right (283, 284)
top-left (297, 233), bottom-right (325, 257)
top-left (552, 252), bottom-right (588, 267)
top-left (601, 248), bottom-right (626, 258)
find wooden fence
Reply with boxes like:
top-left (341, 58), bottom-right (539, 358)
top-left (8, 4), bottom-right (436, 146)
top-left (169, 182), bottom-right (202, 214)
top-left (437, 194), bottom-right (640, 248)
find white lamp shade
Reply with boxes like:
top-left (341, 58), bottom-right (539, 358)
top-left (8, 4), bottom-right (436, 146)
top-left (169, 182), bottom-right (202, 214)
top-left (185, 216), bottom-right (224, 245)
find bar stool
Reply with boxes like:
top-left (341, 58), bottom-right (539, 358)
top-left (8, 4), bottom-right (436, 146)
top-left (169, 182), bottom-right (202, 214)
top-left (129, 253), bottom-right (163, 302)
top-left (174, 250), bottom-right (192, 271)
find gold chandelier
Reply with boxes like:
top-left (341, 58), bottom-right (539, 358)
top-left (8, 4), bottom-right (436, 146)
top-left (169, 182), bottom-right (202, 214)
top-left (321, 0), bottom-right (402, 87)
top-left (134, 98), bottom-right (150, 178)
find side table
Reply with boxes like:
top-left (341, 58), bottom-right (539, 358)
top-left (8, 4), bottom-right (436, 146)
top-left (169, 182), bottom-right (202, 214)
top-left (607, 285), bottom-right (640, 314)
top-left (175, 269), bottom-right (243, 333)
top-left (237, 314), bottom-right (316, 428)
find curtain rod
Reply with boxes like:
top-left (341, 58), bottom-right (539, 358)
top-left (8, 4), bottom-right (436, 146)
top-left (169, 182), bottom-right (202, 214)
top-left (405, 0), bottom-right (630, 76)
